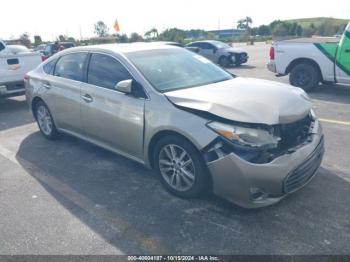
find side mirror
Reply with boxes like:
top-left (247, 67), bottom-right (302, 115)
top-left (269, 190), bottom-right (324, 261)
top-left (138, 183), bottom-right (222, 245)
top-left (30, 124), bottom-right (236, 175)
top-left (115, 79), bottom-right (133, 94)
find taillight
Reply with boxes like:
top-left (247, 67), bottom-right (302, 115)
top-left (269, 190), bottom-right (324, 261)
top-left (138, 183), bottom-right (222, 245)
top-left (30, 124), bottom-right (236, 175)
top-left (269, 46), bottom-right (275, 60)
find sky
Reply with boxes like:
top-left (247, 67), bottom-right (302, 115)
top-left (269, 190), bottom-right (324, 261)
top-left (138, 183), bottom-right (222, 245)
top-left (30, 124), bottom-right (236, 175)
top-left (1, 0), bottom-right (349, 41)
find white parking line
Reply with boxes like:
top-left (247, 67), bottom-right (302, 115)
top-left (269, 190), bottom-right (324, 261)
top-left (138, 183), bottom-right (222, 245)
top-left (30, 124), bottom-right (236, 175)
top-left (320, 118), bottom-right (350, 126)
top-left (0, 144), bottom-right (19, 165)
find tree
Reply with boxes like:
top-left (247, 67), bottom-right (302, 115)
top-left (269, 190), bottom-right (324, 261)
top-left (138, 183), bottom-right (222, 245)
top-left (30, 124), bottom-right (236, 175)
top-left (237, 17), bottom-right (253, 30)
top-left (237, 19), bottom-right (246, 30)
top-left (237, 17), bottom-right (253, 36)
top-left (257, 25), bottom-right (270, 36)
top-left (271, 22), bottom-right (289, 37)
top-left (94, 21), bottom-right (109, 37)
top-left (58, 35), bottom-right (66, 42)
top-left (19, 33), bottom-right (31, 47)
top-left (158, 28), bottom-right (186, 43)
top-left (144, 28), bottom-right (158, 40)
top-left (302, 23), bottom-right (317, 37)
top-left (129, 32), bottom-right (144, 42)
top-left (115, 33), bottom-right (129, 43)
top-left (34, 35), bottom-right (42, 46)
top-left (67, 36), bottom-right (76, 42)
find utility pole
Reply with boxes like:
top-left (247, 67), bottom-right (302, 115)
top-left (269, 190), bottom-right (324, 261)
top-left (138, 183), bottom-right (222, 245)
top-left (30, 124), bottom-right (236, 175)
top-left (218, 18), bottom-right (221, 39)
top-left (79, 25), bottom-right (83, 41)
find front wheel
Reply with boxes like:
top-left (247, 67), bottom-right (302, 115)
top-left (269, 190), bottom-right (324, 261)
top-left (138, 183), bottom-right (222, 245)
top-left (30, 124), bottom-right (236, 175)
top-left (154, 136), bottom-right (210, 198)
top-left (219, 56), bottom-right (230, 68)
top-left (289, 63), bottom-right (320, 92)
top-left (35, 101), bottom-right (59, 140)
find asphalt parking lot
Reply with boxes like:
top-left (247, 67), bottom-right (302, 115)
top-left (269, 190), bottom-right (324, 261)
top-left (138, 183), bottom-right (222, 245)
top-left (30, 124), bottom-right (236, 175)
top-left (1, 43), bottom-right (350, 255)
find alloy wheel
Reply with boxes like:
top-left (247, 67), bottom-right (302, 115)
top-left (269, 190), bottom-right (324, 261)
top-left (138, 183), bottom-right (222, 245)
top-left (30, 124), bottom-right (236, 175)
top-left (158, 144), bottom-right (196, 192)
top-left (37, 105), bottom-right (53, 136)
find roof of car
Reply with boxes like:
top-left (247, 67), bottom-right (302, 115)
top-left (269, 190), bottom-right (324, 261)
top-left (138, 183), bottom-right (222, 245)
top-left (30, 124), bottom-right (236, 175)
top-left (189, 40), bottom-right (221, 44)
top-left (58, 42), bottom-right (179, 55)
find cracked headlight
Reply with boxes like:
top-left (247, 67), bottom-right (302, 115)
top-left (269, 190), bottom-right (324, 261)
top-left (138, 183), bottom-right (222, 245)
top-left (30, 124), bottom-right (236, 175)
top-left (207, 121), bottom-right (281, 149)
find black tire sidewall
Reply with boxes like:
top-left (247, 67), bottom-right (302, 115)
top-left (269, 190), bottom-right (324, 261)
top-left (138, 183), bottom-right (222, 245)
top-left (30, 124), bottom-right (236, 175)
top-left (289, 63), bottom-right (319, 92)
top-left (35, 101), bottom-right (59, 140)
top-left (219, 56), bottom-right (230, 68)
top-left (153, 136), bottom-right (210, 198)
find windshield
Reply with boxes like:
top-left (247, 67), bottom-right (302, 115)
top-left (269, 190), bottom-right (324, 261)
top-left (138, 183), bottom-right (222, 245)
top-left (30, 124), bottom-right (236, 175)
top-left (211, 41), bottom-right (231, 49)
top-left (126, 48), bottom-right (233, 92)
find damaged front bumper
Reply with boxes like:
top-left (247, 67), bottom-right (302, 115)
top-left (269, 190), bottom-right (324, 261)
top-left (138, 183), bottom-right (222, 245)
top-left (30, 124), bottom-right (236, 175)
top-left (205, 119), bottom-right (324, 208)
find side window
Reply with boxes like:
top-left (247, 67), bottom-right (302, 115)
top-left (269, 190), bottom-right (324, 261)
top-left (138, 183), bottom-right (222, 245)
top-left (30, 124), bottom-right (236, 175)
top-left (0, 42), bottom-right (5, 52)
top-left (195, 43), bottom-right (204, 49)
top-left (43, 59), bottom-right (57, 75)
top-left (87, 53), bottom-right (132, 89)
top-left (54, 53), bottom-right (88, 81)
top-left (202, 43), bottom-right (213, 50)
top-left (188, 43), bottom-right (199, 48)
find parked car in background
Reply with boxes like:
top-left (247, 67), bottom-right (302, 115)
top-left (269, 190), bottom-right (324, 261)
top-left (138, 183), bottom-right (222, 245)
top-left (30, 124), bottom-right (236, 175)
top-left (186, 40), bottom-right (248, 67)
top-left (0, 40), bottom-right (43, 98)
top-left (153, 41), bottom-right (200, 53)
top-left (6, 45), bottom-right (31, 54)
top-left (34, 44), bottom-right (47, 54)
top-left (25, 43), bottom-right (323, 208)
top-left (43, 42), bottom-right (75, 59)
top-left (267, 22), bottom-right (350, 91)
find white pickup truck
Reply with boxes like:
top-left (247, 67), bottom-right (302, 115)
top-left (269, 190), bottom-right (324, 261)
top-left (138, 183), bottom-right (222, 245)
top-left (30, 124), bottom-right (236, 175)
top-left (267, 22), bottom-right (350, 91)
top-left (0, 40), bottom-right (43, 98)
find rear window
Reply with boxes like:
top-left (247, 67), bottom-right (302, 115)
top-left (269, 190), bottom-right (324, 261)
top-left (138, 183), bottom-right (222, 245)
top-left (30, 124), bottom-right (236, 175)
top-left (63, 43), bottom-right (74, 49)
top-left (43, 59), bottom-right (57, 75)
top-left (54, 53), bottom-right (88, 81)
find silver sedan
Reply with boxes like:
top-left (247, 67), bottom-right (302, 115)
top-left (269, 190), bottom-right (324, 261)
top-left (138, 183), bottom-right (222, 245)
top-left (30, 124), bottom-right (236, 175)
top-left (25, 43), bottom-right (324, 208)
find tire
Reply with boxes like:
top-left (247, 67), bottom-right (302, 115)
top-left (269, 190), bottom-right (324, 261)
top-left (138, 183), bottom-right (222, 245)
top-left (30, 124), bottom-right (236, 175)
top-left (35, 101), bottom-right (59, 140)
top-left (153, 135), bottom-right (210, 199)
top-left (289, 63), bottom-right (320, 92)
top-left (218, 56), bottom-right (230, 68)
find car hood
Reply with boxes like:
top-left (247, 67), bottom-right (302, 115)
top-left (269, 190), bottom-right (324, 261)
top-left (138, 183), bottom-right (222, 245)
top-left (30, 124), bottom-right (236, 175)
top-left (224, 47), bottom-right (246, 54)
top-left (165, 77), bottom-right (312, 125)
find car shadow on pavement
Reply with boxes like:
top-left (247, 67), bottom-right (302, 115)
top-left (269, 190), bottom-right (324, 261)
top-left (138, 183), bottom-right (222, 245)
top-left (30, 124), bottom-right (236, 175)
top-left (16, 131), bottom-right (350, 254)
top-left (227, 64), bottom-right (256, 70)
top-left (310, 83), bottom-right (350, 105)
top-left (0, 96), bottom-right (34, 131)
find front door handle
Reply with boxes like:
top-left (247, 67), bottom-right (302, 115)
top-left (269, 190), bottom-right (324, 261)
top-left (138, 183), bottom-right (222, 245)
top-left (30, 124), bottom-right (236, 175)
top-left (81, 94), bottom-right (93, 103)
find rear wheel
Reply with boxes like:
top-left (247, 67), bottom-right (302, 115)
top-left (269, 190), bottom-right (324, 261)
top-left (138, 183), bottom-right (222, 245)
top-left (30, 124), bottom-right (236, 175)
top-left (35, 101), bottom-right (59, 140)
top-left (289, 63), bottom-right (320, 92)
top-left (154, 136), bottom-right (210, 198)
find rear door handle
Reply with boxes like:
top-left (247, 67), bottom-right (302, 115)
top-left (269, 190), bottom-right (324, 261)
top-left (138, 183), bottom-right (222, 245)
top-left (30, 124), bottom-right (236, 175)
top-left (81, 94), bottom-right (93, 103)
top-left (43, 82), bottom-right (51, 89)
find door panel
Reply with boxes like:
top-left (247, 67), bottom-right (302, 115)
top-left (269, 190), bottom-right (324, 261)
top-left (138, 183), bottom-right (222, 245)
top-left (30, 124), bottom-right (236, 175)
top-left (81, 52), bottom-right (145, 158)
top-left (199, 48), bottom-right (215, 60)
top-left (44, 52), bottom-right (88, 133)
top-left (43, 76), bottom-right (83, 132)
top-left (336, 31), bottom-right (350, 84)
top-left (80, 84), bottom-right (145, 158)
top-left (198, 43), bottom-right (216, 61)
